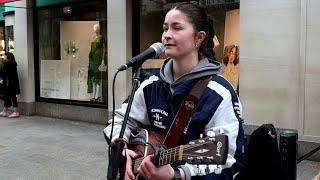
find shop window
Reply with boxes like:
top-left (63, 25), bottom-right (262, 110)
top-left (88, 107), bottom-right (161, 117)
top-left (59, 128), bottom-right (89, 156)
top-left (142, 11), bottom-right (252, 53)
top-left (37, 1), bottom-right (108, 103)
top-left (138, 0), bottom-right (240, 92)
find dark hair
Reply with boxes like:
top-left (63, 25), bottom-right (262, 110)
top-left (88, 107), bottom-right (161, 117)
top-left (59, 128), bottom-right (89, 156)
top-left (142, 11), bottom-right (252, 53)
top-left (5, 51), bottom-right (15, 61)
top-left (172, 2), bottom-right (215, 59)
top-left (223, 45), bottom-right (239, 65)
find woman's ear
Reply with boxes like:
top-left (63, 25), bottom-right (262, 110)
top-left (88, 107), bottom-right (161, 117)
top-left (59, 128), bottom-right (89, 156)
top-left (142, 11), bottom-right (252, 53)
top-left (196, 31), bottom-right (206, 45)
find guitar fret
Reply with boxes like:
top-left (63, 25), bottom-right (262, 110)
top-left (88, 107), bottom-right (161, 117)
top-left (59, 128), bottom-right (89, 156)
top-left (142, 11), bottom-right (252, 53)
top-left (168, 150), bottom-right (170, 165)
top-left (160, 151), bottom-right (164, 166)
top-left (179, 145), bottom-right (183, 160)
top-left (169, 149), bottom-right (174, 163)
top-left (169, 148), bottom-right (172, 164)
top-left (162, 151), bottom-right (165, 166)
top-left (165, 150), bottom-right (168, 164)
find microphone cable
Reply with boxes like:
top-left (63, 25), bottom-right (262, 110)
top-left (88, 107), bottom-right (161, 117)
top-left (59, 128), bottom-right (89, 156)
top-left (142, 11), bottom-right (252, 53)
top-left (108, 69), bottom-right (120, 157)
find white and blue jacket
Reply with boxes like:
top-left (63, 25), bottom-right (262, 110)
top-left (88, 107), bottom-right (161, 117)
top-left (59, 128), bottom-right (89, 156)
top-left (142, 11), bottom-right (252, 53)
top-left (104, 58), bottom-right (244, 180)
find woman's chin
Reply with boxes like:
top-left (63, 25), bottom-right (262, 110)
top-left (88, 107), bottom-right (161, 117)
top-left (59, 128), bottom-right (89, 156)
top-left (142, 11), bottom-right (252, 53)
top-left (165, 51), bottom-right (177, 58)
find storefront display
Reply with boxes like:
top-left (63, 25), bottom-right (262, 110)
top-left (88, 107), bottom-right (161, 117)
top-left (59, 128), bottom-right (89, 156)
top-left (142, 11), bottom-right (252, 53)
top-left (37, 1), bottom-right (107, 104)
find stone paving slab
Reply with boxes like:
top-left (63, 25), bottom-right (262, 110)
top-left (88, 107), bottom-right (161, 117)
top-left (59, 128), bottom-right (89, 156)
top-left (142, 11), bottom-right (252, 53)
top-left (0, 115), bottom-right (319, 179)
top-left (298, 160), bottom-right (320, 180)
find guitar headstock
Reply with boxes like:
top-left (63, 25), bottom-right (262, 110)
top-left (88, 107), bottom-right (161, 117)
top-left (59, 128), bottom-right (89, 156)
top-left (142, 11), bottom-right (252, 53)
top-left (181, 135), bottom-right (228, 165)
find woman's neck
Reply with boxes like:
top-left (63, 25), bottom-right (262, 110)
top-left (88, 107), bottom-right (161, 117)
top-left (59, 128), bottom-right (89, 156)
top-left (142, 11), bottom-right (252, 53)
top-left (227, 61), bottom-right (235, 66)
top-left (172, 53), bottom-right (199, 81)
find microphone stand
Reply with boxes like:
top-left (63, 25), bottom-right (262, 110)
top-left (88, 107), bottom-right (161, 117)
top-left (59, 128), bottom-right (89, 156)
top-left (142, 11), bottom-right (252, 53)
top-left (107, 67), bottom-right (143, 180)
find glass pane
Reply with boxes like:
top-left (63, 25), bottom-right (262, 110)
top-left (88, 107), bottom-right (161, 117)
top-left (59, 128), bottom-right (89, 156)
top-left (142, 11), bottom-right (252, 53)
top-left (140, 0), bottom-right (240, 92)
top-left (38, 1), bottom-right (108, 102)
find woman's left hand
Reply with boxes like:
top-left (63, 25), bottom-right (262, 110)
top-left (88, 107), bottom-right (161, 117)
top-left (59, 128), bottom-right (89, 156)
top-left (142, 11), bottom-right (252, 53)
top-left (137, 154), bottom-right (174, 180)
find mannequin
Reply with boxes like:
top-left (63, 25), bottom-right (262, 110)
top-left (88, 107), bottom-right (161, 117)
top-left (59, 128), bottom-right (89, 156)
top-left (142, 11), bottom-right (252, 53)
top-left (87, 23), bottom-right (106, 101)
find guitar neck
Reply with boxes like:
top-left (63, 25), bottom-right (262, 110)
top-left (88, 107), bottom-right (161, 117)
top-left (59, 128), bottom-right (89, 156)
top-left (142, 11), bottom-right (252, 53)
top-left (130, 133), bottom-right (229, 174)
top-left (133, 145), bottom-right (183, 173)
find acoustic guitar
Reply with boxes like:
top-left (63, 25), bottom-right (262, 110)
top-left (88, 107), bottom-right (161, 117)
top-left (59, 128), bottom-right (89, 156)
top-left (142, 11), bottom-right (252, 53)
top-left (125, 129), bottom-right (228, 179)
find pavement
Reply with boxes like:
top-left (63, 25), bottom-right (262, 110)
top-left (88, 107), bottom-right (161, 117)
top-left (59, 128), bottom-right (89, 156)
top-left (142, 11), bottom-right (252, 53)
top-left (0, 115), bottom-right (108, 180)
top-left (0, 115), bottom-right (319, 180)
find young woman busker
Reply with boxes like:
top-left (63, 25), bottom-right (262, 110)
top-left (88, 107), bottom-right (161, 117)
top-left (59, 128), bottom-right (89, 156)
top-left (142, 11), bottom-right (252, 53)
top-left (104, 2), bottom-right (244, 180)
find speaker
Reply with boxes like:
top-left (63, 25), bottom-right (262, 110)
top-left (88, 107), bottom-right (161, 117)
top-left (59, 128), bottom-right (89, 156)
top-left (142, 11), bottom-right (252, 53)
top-left (280, 130), bottom-right (298, 180)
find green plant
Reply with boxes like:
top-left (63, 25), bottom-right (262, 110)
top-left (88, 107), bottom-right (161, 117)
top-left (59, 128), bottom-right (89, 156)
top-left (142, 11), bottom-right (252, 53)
top-left (64, 41), bottom-right (79, 56)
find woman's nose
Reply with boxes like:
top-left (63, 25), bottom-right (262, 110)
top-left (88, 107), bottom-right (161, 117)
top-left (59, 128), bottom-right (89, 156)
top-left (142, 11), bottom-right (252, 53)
top-left (163, 30), bottom-right (172, 39)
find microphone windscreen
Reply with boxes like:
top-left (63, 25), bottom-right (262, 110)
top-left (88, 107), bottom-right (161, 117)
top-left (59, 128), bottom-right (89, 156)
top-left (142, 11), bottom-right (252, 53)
top-left (150, 42), bottom-right (165, 56)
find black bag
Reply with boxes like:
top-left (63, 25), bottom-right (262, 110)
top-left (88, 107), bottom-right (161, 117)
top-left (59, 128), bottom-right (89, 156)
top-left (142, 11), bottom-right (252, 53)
top-left (235, 124), bottom-right (281, 180)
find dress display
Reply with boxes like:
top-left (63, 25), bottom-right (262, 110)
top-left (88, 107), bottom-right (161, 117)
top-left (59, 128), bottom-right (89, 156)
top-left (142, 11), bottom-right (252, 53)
top-left (87, 35), bottom-right (105, 94)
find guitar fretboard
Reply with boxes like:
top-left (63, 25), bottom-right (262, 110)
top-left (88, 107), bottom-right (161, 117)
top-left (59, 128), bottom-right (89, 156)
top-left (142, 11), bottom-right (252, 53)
top-left (131, 135), bottom-right (226, 174)
top-left (133, 145), bottom-right (183, 173)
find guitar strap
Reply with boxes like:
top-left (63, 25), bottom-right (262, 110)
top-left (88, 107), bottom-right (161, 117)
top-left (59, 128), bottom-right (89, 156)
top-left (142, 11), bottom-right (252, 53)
top-left (163, 76), bottom-right (212, 148)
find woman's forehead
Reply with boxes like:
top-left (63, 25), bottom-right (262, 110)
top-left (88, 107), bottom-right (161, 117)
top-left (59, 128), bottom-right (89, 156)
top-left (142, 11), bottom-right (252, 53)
top-left (164, 9), bottom-right (189, 25)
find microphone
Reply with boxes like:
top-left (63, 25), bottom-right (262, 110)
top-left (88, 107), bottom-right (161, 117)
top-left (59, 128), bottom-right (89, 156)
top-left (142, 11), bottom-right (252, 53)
top-left (118, 42), bottom-right (165, 71)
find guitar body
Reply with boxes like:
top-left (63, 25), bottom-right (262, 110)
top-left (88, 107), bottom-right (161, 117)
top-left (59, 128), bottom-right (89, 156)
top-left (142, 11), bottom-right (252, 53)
top-left (129, 130), bottom-right (166, 168)
top-left (128, 130), bottom-right (166, 180)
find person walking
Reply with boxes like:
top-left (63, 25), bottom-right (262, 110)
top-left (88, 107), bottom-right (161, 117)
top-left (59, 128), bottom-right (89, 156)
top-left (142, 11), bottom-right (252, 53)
top-left (0, 52), bottom-right (20, 118)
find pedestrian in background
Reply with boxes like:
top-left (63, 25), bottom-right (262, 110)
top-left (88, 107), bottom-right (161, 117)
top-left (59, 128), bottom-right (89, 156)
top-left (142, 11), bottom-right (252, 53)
top-left (0, 52), bottom-right (20, 118)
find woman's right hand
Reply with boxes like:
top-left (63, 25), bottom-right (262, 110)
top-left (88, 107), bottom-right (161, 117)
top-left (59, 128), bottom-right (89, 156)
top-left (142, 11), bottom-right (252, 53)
top-left (123, 148), bottom-right (138, 180)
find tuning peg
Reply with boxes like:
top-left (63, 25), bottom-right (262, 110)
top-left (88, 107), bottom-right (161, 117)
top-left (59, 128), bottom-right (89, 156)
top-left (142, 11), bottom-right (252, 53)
top-left (189, 141), bottom-right (195, 145)
top-left (200, 133), bottom-right (203, 138)
top-left (187, 157), bottom-right (194, 161)
top-left (207, 131), bottom-right (215, 137)
top-left (196, 156), bottom-right (203, 160)
top-left (207, 156), bottom-right (214, 161)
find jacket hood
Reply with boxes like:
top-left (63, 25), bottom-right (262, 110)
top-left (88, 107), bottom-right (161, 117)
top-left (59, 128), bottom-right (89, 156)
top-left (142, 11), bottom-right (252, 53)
top-left (159, 57), bottom-right (221, 89)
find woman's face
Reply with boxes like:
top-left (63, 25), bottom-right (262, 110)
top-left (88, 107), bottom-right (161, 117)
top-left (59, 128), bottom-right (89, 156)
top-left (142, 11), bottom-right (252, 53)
top-left (228, 47), bottom-right (236, 63)
top-left (162, 9), bottom-right (198, 60)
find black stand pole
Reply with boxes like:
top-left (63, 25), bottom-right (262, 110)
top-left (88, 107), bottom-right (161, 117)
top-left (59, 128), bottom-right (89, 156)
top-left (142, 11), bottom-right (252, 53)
top-left (107, 67), bottom-right (143, 180)
top-left (298, 145), bottom-right (320, 163)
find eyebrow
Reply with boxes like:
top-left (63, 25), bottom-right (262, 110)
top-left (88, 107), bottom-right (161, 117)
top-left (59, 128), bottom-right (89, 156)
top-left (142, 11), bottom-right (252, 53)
top-left (163, 22), bottom-right (184, 26)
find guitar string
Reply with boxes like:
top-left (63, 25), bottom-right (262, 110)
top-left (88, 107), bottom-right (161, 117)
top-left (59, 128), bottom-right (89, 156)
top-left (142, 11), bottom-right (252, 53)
top-left (133, 153), bottom-right (219, 171)
top-left (133, 140), bottom-right (214, 164)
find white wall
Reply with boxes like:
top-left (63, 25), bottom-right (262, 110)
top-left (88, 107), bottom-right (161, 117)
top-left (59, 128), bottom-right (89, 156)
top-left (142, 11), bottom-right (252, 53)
top-left (299, 0), bottom-right (320, 142)
top-left (107, 0), bottom-right (132, 111)
top-left (59, 21), bottom-right (98, 100)
top-left (14, 0), bottom-right (35, 103)
top-left (240, 0), bottom-right (320, 142)
top-left (240, 0), bottom-right (301, 128)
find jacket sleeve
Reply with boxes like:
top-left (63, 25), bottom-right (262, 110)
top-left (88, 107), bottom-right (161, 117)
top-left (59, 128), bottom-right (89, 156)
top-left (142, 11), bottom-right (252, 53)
top-left (179, 80), bottom-right (244, 180)
top-left (103, 78), bottom-right (153, 144)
